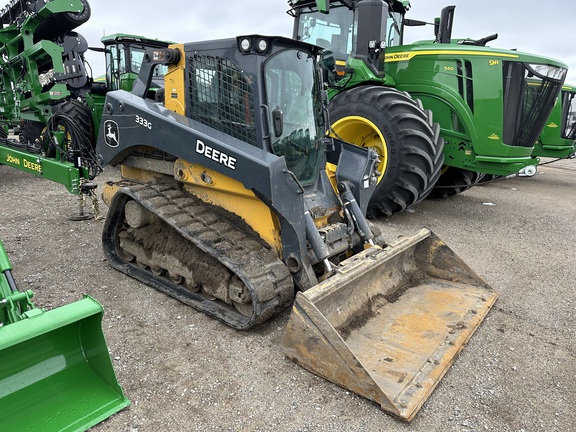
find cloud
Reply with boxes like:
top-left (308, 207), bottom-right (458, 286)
top-left (78, 0), bottom-right (575, 82)
top-left (403, 0), bottom-right (576, 83)
top-left (79, 0), bottom-right (293, 75)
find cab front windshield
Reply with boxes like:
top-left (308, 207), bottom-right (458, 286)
top-left (265, 49), bottom-right (324, 185)
top-left (297, 6), bottom-right (353, 60)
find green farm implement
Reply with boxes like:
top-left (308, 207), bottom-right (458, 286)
top-left (0, 240), bottom-right (129, 431)
top-left (0, 0), bottom-right (170, 213)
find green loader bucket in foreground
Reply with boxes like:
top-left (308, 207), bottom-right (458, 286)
top-left (0, 295), bottom-right (130, 431)
top-left (281, 228), bottom-right (498, 421)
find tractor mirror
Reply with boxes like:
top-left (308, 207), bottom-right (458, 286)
top-left (404, 19), bottom-right (428, 27)
top-left (435, 5), bottom-right (455, 43)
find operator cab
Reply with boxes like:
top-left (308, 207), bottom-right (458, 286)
top-left (101, 34), bottom-right (172, 94)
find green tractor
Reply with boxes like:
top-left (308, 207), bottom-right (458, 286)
top-left (287, 0), bottom-right (568, 202)
top-left (87, 33), bottom-right (173, 136)
top-left (289, 0), bottom-right (445, 216)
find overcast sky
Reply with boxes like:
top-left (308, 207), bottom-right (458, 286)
top-left (78, 0), bottom-right (576, 84)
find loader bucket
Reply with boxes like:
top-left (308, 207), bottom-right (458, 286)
top-left (0, 295), bottom-right (130, 431)
top-left (281, 228), bottom-right (498, 421)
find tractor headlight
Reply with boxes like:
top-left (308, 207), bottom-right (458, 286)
top-left (257, 38), bottom-right (268, 53)
top-left (240, 38), bottom-right (252, 53)
top-left (528, 63), bottom-right (567, 81)
top-left (238, 36), bottom-right (269, 54)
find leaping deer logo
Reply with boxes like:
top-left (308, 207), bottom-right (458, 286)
top-left (104, 120), bottom-right (119, 147)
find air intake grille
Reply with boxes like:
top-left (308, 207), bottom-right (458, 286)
top-left (502, 61), bottom-right (563, 148)
top-left (187, 55), bottom-right (256, 145)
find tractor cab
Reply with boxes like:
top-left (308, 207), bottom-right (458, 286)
top-left (101, 34), bottom-right (172, 93)
top-left (289, 0), bottom-right (402, 76)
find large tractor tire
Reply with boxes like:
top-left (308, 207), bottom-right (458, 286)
top-left (19, 100), bottom-right (93, 152)
top-left (428, 166), bottom-right (483, 198)
top-left (45, 99), bottom-right (94, 154)
top-left (45, 98), bottom-right (100, 178)
top-left (328, 86), bottom-right (444, 217)
top-left (19, 120), bottom-right (46, 145)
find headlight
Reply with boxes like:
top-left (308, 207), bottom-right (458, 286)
top-left (528, 63), bottom-right (567, 81)
top-left (257, 38), bottom-right (268, 53)
top-left (240, 38), bottom-right (252, 52)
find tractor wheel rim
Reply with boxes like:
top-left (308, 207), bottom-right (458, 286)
top-left (330, 116), bottom-right (388, 183)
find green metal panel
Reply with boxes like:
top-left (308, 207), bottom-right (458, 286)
top-left (0, 144), bottom-right (87, 194)
top-left (85, 93), bottom-right (106, 139)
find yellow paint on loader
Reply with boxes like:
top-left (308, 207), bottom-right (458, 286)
top-left (175, 159), bottom-right (283, 254)
top-left (164, 43), bottom-right (186, 115)
top-left (281, 228), bottom-right (498, 421)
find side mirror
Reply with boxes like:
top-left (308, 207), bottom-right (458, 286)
top-left (404, 19), bottom-right (428, 27)
top-left (435, 5), bottom-right (455, 44)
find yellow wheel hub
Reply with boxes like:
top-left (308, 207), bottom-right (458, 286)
top-left (329, 116), bottom-right (388, 184)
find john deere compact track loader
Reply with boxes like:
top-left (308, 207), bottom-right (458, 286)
top-left (0, 0), bottom-right (499, 421)
top-left (94, 34), bottom-right (498, 420)
top-left (0, 240), bottom-right (129, 431)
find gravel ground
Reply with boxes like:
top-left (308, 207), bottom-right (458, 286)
top-left (1, 159), bottom-right (575, 431)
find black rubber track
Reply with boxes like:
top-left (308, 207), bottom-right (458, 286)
top-left (428, 166), bottom-right (483, 198)
top-left (328, 86), bottom-right (444, 217)
top-left (102, 183), bottom-right (295, 329)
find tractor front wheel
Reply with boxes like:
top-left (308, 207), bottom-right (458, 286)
top-left (328, 86), bottom-right (444, 217)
